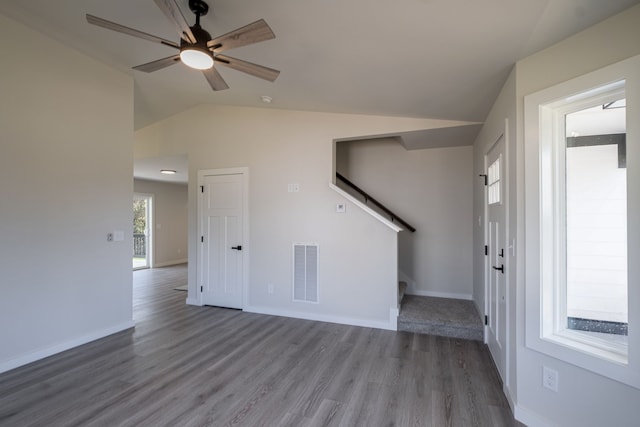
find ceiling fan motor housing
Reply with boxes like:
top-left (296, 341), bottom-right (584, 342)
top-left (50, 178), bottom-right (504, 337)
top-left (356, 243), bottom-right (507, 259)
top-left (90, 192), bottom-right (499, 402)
top-left (181, 25), bottom-right (212, 49)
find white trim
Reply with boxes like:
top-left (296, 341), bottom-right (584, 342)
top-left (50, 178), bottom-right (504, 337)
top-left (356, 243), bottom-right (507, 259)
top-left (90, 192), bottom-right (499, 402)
top-left (186, 297), bottom-right (200, 306)
top-left (0, 321), bottom-right (135, 374)
top-left (514, 404), bottom-right (555, 427)
top-left (482, 121), bottom-right (511, 389)
top-left (243, 305), bottom-right (398, 331)
top-left (328, 183), bottom-right (402, 232)
top-left (153, 258), bottom-right (188, 268)
top-left (503, 382), bottom-right (516, 415)
top-left (406, 289), bottom-right (473, 300)
top-left (524, 54), bottom-right (640, 389)
top-left (389, 307), bottom-right (399, 330)
top-left (196, 167), bottom-right (250, 309)
top-left (397, 270), bottom-right (416, 290)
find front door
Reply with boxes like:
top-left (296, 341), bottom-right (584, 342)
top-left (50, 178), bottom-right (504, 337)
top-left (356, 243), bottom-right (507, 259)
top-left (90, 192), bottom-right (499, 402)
top-left (485, 135), bottom-right (507, 381)
top-left (200, 172), bottom-right (244, 309)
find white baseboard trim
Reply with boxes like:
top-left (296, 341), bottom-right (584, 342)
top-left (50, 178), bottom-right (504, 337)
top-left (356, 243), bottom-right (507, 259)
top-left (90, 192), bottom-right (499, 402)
top-left (389, 307), bottom-right (399, 330)
top-left (514, 404), bottom-right (555, 427)
top-left (153, 258), bottom-right (188, 268)
top-left (397, 270), bottom-right (416, 289)
top-left (407, 289), bottom-right (473, 300)
top-left (243, 305), bottom-right (397, 331)
top-left (186, 297), bottom-right (201, 306)
top-left (503, 383), bottom-right (515, 415)
top-left (0, 320), bottom-right (135, 375)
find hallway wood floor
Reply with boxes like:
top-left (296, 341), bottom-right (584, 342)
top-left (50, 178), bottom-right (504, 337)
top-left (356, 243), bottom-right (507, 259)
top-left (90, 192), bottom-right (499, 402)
top-left (0, 265), bottom-right (521, 427)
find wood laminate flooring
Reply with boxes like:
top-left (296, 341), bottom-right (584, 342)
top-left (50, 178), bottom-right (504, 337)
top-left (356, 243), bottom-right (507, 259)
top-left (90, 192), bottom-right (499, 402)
top-left (0, 264), bottom-right (523, 427)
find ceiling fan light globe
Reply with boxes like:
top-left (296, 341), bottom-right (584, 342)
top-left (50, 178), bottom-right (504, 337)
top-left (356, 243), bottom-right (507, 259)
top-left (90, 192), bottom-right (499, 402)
top-left (180, 48), bottom-right (213, 70)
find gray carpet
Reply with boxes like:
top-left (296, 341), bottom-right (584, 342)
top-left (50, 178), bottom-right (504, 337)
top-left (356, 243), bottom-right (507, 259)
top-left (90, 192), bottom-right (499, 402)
top-left (398, 295), bottom-right (484, 341)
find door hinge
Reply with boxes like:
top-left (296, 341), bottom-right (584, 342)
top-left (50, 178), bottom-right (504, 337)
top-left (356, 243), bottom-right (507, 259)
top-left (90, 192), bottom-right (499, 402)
top-left (484, 315), bottom-right (488, 325)
top-left (200, 286), bottom-right (203, 292)
top-left (484, 245), bottom-right (488, 256)
top-left (479, 174), bottom-right (488, 186)
top-left (201, 236), bottom-right (204, 243)
top-left (201, 185), bottom-right (204, 193)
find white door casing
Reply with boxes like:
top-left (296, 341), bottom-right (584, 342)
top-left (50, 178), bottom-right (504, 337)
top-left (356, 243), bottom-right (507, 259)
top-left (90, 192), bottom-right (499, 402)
top-left (485, 133), bottom-right (507, 382)
top-left (198, 169), bottom-right (248, 309)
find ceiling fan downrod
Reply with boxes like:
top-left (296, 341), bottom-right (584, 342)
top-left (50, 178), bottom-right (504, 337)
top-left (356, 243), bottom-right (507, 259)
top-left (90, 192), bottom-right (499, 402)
top-left (189, 0), bottom-right (209, 26)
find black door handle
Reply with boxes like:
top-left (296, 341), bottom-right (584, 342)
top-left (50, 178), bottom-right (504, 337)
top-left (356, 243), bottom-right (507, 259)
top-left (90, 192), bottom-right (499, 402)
top-left (492, 264), bottom-right (504, 273)
top-left (231, 245), bottom-right (242, 251)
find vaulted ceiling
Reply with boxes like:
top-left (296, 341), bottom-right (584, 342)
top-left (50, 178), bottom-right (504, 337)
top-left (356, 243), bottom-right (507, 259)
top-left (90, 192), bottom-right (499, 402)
top-left (1, 0), bottom-right (638, 131)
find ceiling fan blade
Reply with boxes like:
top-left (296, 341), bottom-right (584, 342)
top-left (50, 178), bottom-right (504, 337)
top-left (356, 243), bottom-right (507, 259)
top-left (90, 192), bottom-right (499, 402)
top-left (133, 55), bottom-right (181, 73)
top-left (207, 19), bottom-right (275, 53)
top-left (153, 0), bottom-right (196, 44)
top-left (86, 14), bottom-right (180, 49)
top-left (215, 55), bottom-right (280, 82)
top-left (203, 68), bottom-right (230, 91)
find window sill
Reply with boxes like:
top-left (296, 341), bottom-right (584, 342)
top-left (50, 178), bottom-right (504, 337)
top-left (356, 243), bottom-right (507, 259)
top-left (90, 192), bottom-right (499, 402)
top-left (544, 329), bottom-right (628, 366)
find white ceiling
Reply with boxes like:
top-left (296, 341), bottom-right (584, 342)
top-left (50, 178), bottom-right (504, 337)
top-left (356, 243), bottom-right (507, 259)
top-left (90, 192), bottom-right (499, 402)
top-left (134, 154), bottom-right (189, 184)
top-left (1, 0), bottom-right (637, 183)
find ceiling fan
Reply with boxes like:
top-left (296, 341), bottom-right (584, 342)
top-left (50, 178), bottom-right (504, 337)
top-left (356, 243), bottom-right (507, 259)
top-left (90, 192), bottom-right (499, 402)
top-left (86, 0), bottom-right (279, 91)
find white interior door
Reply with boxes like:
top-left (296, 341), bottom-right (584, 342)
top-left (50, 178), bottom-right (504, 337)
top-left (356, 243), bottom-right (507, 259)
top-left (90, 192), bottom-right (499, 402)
top-left (485, 135), bottom-right (507, 381)
top-left (200, 173), bottom-right (244, 309)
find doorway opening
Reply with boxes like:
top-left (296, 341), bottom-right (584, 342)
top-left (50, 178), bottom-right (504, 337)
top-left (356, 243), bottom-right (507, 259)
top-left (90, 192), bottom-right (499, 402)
top-left (133, 193), bottom-right (153, 270)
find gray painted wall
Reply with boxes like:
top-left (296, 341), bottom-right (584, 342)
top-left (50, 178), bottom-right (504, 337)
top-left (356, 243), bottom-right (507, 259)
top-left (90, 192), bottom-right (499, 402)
top-left (135, 107), bottom-right (466, 328)
top-left (0, 14), bottom-right (134, 372)
top-left (337, 139), bottom-right (474, 299)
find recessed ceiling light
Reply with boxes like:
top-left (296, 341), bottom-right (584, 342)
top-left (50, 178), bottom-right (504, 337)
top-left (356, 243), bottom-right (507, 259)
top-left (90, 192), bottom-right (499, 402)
top-left (261, 95), bottom-right (273, 104)
top-left (160, 169), bottom-right (177, 175)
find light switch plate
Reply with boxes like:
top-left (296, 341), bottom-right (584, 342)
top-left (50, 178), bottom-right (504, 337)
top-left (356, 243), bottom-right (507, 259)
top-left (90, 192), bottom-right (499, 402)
top-left (287, 183), bottom-right (300, 193)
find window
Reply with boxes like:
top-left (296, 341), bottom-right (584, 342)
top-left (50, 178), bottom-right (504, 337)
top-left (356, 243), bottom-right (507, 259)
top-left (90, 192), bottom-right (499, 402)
top-left (524, 55), bottom-right (640, 389)
top-left (488, 157), bottom-right (501, 205)
top-left (565, 105), bottom-right (627, 338)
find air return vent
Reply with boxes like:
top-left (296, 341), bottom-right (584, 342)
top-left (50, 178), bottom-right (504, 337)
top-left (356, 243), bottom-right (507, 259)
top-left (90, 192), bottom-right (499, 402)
top-left (293, 243), bottom-right (319, 303)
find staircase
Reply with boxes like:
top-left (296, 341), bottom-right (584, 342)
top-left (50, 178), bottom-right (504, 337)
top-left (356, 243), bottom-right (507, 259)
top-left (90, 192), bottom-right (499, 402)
top-left (398, 281), bottom-right (407, 306)
top-left (397, 285), bottom-right (484, 341)
top-left (335, 171), bottom-right (483, 340)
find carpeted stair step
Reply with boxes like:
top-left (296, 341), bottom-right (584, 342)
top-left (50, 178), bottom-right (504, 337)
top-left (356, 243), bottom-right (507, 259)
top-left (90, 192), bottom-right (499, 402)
top-left (398, 295), bottom-right (484, 341)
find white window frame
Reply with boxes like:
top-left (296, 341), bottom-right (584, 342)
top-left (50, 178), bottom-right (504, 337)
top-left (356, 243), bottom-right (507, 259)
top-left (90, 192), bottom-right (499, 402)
top-left (524, 55), bottom-right (640, 389)
top-left (488, 156), bottom-right (502, 205)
